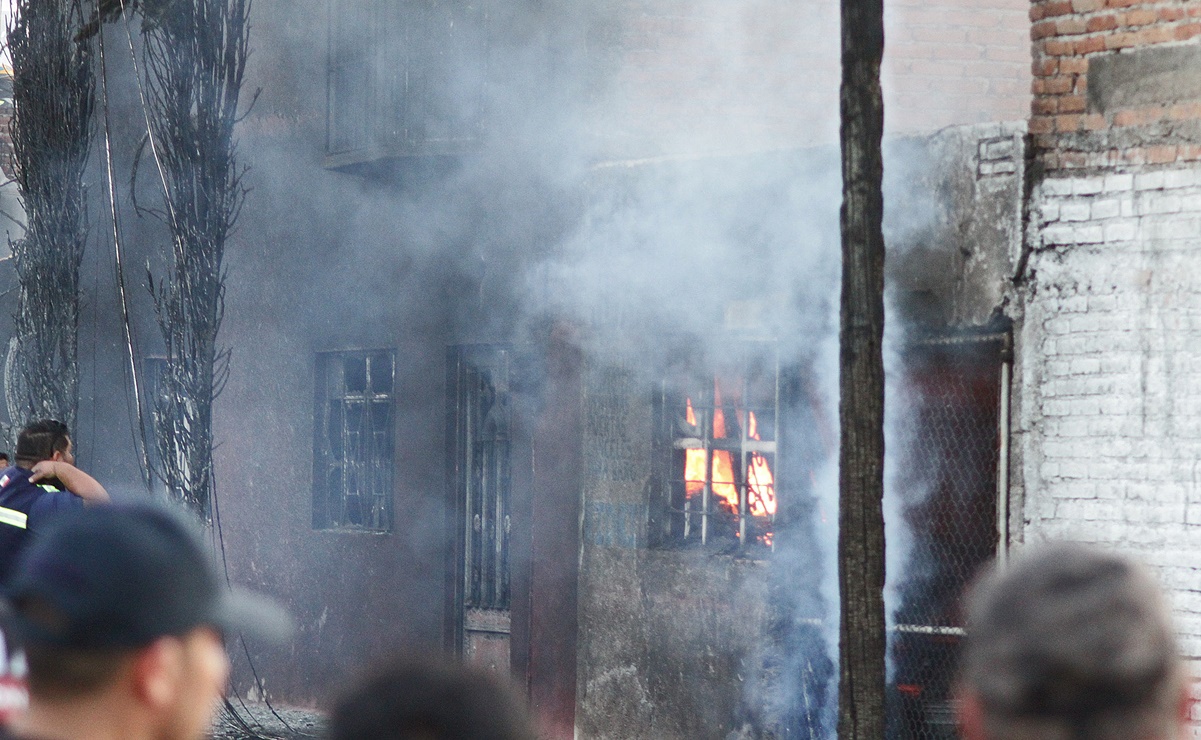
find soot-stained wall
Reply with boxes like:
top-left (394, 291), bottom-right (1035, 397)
top-left (576, 361), bottom-right (776, 739)
top-left (571, 128), bottom-right (1025, 739)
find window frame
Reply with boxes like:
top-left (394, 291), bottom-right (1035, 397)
top-left (325, 0), bottom-right (491, 166)
top-left (651, 341), bottom-right (780, 552)
top-left (312, 348), bottom-right (397, 532)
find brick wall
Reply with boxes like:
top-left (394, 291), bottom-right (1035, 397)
top-left (1018, 4), bottom-right (1201, 675)
top-left (886, 0), bottom-right (1031, 132)
top-left (1019, 10), bottom-right (1201, 727)
top-left (1029, 0), bottom-right (1201, 170)
top-left (1021, 167), bottom-right (1201, 658)
top-left (598, 0), bottom-right (1030, 157)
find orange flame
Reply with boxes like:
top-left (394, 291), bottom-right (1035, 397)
top-left (747, 410), bottom-right (776, 518)
top-left (681, 381), bottom-right (776, 543)
top-left (710, 381), bottom-right (739, 512)
top-left (684, 399), bottom-right (706, 498)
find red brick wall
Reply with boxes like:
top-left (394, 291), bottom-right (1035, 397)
top-left (1030, 0), bottom-right (1201, 170)
top-left (886, 0), bottom-right (1032, 132)
top-left (597, 0), bottom-right (1030, 158)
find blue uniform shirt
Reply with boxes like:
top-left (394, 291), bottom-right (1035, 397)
top-left (0, 466), bottom-right (84, 584)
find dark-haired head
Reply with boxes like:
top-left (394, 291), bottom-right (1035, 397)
top-left (15, 419), bottom-right (71, 468)
top-left (330, 658), bottom-right (535, 740)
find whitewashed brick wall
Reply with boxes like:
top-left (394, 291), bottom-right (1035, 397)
top-left (1020, 164), bottom-right (1201, 661)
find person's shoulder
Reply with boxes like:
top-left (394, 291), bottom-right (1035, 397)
top-left (27, 488), bottom-right (83, 520)
top-left (0, 468), bottom-right (29, 494)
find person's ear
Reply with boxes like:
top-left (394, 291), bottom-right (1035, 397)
top-left (131, 637), bottom-right (185, 711)
top-left (49, 451), bottom-right (63, 463)
top-left (955, 685), bottom-right (989, 740)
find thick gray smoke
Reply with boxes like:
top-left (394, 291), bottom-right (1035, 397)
top-left (34, 0), bottom-right (977, 728)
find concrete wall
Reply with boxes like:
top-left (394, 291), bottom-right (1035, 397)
top-left (574, 360), bottom-right (825, 740)
top-left (887, 122), bottom-right (1027, 329)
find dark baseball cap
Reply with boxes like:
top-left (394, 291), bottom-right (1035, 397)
top-left (4, 503), bottom-right (293, 649)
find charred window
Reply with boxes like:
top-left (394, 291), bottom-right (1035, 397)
top-left (654, 343), bottom-right (778, 551)
top-left (313, 350), bottom-right (396, 531)
top-left (326, 0), bottom-right (489, 162)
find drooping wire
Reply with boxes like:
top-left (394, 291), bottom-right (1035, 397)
top-left (211, 470), bottom-right (310, 738)
top-left (95, 13), bottom-right (152, 490)
top-left (106, 4), bottom-right (308, 735)
top-left (111, 0), bottom-right (180, 235)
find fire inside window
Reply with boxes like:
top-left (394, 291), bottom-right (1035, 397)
top-left (313, 350), bottom-right (396, 531)
top-left (656, 347), bottom-right (778, 549)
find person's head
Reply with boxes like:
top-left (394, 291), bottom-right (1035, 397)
top-left (0, 452), bottom-right (11, 469)
top-left (330, 658), bottom-right (535, 740)
top-left (5, 504), bottom-right (291, 740)
top-left (958, 543), bottom-right (1187, 740)
top-left (15, 419), bottom-right (72, 468)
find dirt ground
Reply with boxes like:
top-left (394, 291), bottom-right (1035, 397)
top-left (209, 702), bottom-right (327, 739)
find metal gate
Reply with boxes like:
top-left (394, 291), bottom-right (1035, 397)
top-left (887, 331), bottom-right (1011, 739)
top-left (448, 345), bottom-right (513, 674)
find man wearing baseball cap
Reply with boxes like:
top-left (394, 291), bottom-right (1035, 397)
top-left (0, 504), bottom-right (291, 740)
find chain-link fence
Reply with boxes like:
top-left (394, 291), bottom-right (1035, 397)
top-left (886, 333), bottom-right (1009, 740)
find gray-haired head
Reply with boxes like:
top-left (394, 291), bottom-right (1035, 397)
top-left (959, 542), bottom-right (1185, 740)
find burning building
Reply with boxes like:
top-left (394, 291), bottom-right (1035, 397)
top-left (0, 0), bottom-right (1050, 737)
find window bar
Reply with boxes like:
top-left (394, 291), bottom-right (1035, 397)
top-left (772, 356), bottom-right (779, 551)
top-left (474, 373), bottom-right (486, 607)
top-left (462, 366), bottom-right (477, 606)
top-left (701, 446), bottom-right (711, 546)
top-left (683, 470), bottom-right (693, 541)
top-left (681, 394), bottom-right (697, 542)
top-left (481, 442), bottom-right (494, 607)
top-left (491, 439), bottom-right (504, 607)
top-left (739, 373), bottom-right (749, 546)
top-left (739, 409), bottom-right (748, 546)
top-left (498, 441), bottom-right (511, 607)
top-left (701, 390), bottom-right (712, 545)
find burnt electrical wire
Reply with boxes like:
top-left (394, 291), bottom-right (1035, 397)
top-left (140, 0), bottom-right (249, 522)
top-left (86, 1), bottom-right (303, 735)
top-left (95, 3), bottom-right (153, 490)
top-left (5, 0), bottom-right (95, 436)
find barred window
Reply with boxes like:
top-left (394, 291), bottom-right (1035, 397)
top-left (313, 350), bottom-right (395, 531)
top-left (654, 344), bottom-right (778, 550)
top-left (326, 0), bottom-right (488, 163)
top-left (448, 345), bottom-right (513, 671)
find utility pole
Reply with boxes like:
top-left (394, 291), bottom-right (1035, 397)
top-left (837, 0), bottom-right (887, 735)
